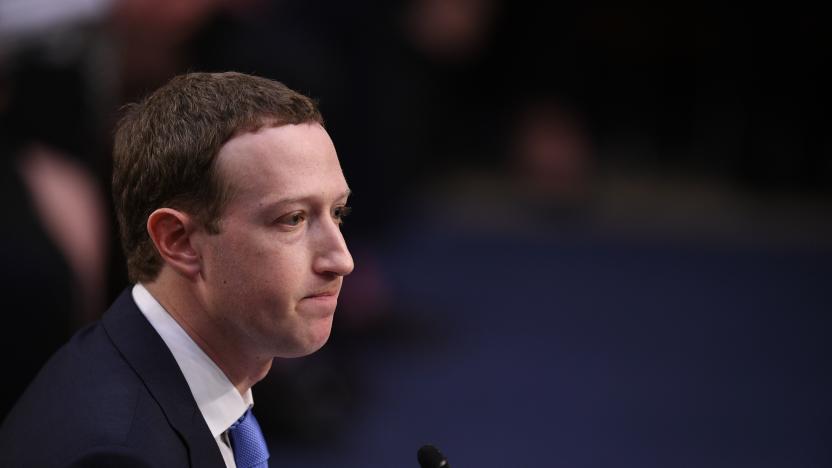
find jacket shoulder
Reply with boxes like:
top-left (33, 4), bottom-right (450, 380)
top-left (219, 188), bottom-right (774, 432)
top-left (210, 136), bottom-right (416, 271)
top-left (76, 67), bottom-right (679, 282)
top-left (0, 317), bottom-right (187, 467)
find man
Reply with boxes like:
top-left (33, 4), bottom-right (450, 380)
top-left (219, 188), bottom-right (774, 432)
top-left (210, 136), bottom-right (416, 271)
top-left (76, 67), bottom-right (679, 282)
top-left (0, 72), bottom-right (354, 467)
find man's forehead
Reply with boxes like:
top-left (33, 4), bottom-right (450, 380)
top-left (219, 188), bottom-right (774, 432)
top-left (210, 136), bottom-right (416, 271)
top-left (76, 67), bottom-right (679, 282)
top-left (222, 122), bottom-right (330, 154)
top-left (216, 124), bottom-right (342, 192)
top-left (217, 124), bottom-right (341, 176)
top-left (218, 124), bottom-right (336, 170)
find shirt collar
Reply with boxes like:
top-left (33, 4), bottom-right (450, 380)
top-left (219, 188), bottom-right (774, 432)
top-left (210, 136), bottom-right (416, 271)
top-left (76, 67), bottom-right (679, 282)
top-left (132, 283), bottom-right (253, 437)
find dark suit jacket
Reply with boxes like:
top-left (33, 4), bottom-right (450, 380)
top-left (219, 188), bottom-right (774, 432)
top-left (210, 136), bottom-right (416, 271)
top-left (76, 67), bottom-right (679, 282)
top-left (0, 289), bottom-right (226, 467)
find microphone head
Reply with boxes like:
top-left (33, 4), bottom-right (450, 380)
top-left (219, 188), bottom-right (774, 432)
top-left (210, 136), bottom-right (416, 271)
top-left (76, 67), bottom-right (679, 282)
top-left (417, 444), bottom-right (450, 468)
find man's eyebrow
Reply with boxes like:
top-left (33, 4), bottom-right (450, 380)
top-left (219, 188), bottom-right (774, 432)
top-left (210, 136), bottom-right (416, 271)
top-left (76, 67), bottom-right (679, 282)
top-left (261, 189), bottom-right (351, 208)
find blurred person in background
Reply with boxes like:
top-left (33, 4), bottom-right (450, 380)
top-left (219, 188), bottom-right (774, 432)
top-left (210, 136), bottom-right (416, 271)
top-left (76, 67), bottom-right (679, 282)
top-left (0, 0), bottom-right (113, 420)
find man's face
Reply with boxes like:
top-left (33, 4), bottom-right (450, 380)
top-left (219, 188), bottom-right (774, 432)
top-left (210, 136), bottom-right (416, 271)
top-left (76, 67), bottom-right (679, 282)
top-left (193, 123), bottom-right (353, 358)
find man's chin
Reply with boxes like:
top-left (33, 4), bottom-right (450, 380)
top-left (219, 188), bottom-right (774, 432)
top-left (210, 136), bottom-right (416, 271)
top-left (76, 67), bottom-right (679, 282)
top-left (277, 321), bottom-right (334, 358)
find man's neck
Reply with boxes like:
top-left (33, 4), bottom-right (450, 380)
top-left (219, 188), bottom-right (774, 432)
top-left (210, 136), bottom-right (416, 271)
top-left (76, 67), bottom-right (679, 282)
top-left (143, 273), bottom-right (272, 395)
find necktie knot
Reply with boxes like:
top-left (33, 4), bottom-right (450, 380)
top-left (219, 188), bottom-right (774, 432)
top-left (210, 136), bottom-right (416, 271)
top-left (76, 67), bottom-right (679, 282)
top-left (228, 408), bottom-right (269, 468)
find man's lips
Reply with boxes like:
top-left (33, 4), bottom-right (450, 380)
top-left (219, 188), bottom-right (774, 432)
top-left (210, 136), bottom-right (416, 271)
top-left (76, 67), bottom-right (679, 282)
top-left (303, 288), bottom-right (339, 300)
top-left (300, 288), bottom-right (341, 315)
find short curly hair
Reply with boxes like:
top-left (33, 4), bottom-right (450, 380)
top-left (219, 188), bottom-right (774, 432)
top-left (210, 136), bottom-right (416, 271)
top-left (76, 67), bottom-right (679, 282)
top-left (112, 72), bottom-right (323, 282)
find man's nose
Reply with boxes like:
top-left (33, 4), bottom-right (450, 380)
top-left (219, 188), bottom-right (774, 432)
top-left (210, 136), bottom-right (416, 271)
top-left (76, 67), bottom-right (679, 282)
top-left (312, 218), bottom-right (354, 277)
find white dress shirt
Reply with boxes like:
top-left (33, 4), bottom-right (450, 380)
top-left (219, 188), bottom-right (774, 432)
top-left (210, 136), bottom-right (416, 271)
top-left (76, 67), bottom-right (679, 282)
top-left (133, 283), bottom-right (251, 468)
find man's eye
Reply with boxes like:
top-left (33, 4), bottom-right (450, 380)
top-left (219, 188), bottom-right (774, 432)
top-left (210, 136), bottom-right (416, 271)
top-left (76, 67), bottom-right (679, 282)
top-left (277, 212), bottom-right (306, 226)
top-left (333, 206), bottom-right (352, 225)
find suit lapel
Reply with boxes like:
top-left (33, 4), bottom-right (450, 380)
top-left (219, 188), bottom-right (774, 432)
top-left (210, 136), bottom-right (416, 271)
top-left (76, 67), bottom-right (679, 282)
top-left (102, 289), bottom-right (226, 468)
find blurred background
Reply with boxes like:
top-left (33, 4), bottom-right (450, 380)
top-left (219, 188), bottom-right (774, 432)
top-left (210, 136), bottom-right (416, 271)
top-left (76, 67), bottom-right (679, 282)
top-left (1, 1), bottom-right (830, 466)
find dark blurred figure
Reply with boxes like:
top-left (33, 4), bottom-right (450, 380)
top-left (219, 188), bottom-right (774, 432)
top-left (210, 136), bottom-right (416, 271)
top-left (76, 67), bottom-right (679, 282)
top-left (509, 99), bottom-right (594, 207)
top-left (0, 0), bottom-right (113, 419)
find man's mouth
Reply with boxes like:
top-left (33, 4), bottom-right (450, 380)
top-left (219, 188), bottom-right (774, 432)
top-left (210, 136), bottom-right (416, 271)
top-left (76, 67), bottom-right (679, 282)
top-left (304, 288), bottom-right (339, 299)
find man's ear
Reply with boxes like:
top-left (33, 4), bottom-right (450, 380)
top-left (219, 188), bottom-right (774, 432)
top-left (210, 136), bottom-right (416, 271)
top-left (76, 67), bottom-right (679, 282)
top-left (146, 208), bottom-right (202, 279)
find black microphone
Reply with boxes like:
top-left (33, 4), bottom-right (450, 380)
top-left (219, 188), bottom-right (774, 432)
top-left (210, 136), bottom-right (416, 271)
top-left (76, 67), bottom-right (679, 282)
top-left (417, 444), bottom-right (451, 468)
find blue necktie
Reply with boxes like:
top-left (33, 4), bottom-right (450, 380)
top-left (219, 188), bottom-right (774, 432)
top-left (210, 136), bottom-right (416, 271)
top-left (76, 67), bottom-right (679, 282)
top-left (228, 408), bottom-right (270, 468)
